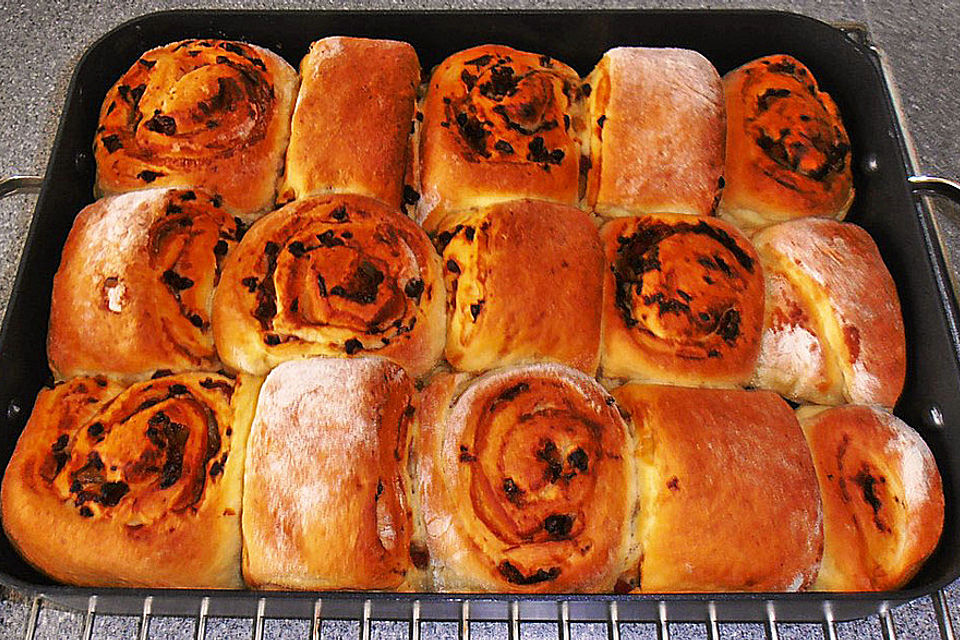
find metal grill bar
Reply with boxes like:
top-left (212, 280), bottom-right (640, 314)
top-left (361, 599), bottom-right (372, 640)
top-left (22, 595), bottom-right (39, 640)
top-left (608, 601), bottom-right (620, 640)
top-left (311, 598), bottom-right (323, 640)
top-left (411, 600), bottom-right (421, 640)
top-left (138, 595), bottom-right (153, 640)
top-left (509, 600), bottom-right (519, 640)
top-left (935, 589), bottom-right (956, 640)
top-left (657, 602), bottom-right (670, 640)
top-left (460, 600), bottom-right (470, 640)
top-left (82, 595), bottom-right (97, 640)
top-left (706, 603), bottom-right (719, 640)
top-left (879, 606), bottom-right (898, 640)
top-left (559, 601), bottom-right (571, 640)
top-left (194, 596), bottom-right (209, 640)
top-left (766, 602), bottom-right (780, 640)
top-left (253, 597), bottom-right (266, 640)
top-left (822, 604), bottom-right (838, 640)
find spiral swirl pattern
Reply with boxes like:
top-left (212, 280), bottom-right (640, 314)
top-left (1, 372), bottom-right (256, 587)
top-left (94, 39), bottom-right (298, 215)
top-left (417, 364), bottom-right (636, 593)
top-left (418, 45), bottom-right (584, 231)
top-left (213, 194), bottom-right (445, 376)
top-left (601, 214), bottom-right (764, 386)
top-left (719, 54), bottom-right (854, 228)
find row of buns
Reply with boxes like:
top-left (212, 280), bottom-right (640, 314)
top-left (2, 357), bottom-right (943, 592)
top-left (46, 189), bottom-right (904, 408)
top-left (92, 38), bottom-right (854, 233)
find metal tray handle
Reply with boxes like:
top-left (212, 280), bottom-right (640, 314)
top-left (910, 175), bottom-right (960, 203)
top-left (0, 176), bottom-right (42, 199)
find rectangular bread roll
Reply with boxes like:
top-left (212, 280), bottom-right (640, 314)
top-left (584, 47), bottom-right (725, 218)
top-left (751, 218), bottom-right (906, 407)
top-left (613, 384), bottom-right (823, 592)
top-left (278, 37), bottom-right (421, 209)
top-left (242, 357), bottom-right (417, 590)
top-left (418, 45), bottom-right (585, 232)
top-left (434, 199), bottom-right (604, 375)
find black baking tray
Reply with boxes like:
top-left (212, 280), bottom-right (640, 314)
top-left (0, 8), bottom-right (957, 625)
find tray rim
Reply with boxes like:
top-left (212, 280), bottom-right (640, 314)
top-left (2, 6), bottom-right (958, 622)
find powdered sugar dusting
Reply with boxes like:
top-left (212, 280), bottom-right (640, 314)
top-left (91, 189), bottom-right (168, 251)
top-left (875, 409), bottom-right (936, 508)
top-left (246, 356), bottom-right (409, 577)
top-left (256, 357), bottom-right (400, 452)
top-left (786, 572), bottom-right (806, 592)
top-left (846, 360), bottom-right (883, 405)
top-left (756, 323), bottom-right (822, 390)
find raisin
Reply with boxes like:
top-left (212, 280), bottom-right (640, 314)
top-left (101, 134), bottom-right (123, 153)
top-left (144, 114), bottom-right (177, 135)
top-left (137, 170), bottom-right (163, 183)
top-left (403, 185), bottom-right (421, 205)
top-left (543, 514), bottom-right (574, 539)
top-left (404, 278), bottom-right (424, 300)
top-left (567, 448), bottom-right (588, 473)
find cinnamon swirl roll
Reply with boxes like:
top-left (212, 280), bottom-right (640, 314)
top-left (212, 194), bottom-right (445, 377)
top-left (414, 364), bottom-right (638, 593)
top-left (584, 47), bottom-right (725, 217)
top-left (718, 55), bottom-right (854, 230)
top-left (435, 199), bottom-right (603, 374)
top-left (1, 372), bottom-right (260, 587)
top-left (278, 37), bottom-right (420, 209)
top-left (600, 214), bottom-right (764, 387)
top-left (613, 384), bottom-right (822, 592)
top-left (242, 357), bottom-right (416, 590)
top-left (418, 45), bottom-right (585, 232)
top-left (94, 40), bottom-right (298, 216)
top-left (48, 189), bottom-right (242, 383)
top-left (797, 405), bottom-right (943, 591)
top-left (752, 218), bottom-right (905, 407)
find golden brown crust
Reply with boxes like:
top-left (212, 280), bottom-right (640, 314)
top-left (600, 214), bottom-right (764, 387)
top-left (94, 40), bottom-right (298, 216)
top-left (48, 189), bottom-right (240, 383)
top-left (752, 218), bottom-right (906, 407)
top-left (212, 194), bottom-right (445, 377)
top-left (278, 37), bottom-right (420, 208)
top-left (614, 384), bottom-right (823, 592)
top-left (241, 357), bottom-right (416, 590)
top-left (797, 405), bottom-right (944, 591)
top-left (418, 45), bottom-right (584, 232)
top-left (1, 372), bottom-right (260, 587)
top-left (435, 199), bottom-right (603, 374)
top-left (414, 364), bottom-right (637, 593)
top-left (585, 47), bottom-right (725, 217)
top-left (718, 55), bottom-right (854, 230)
